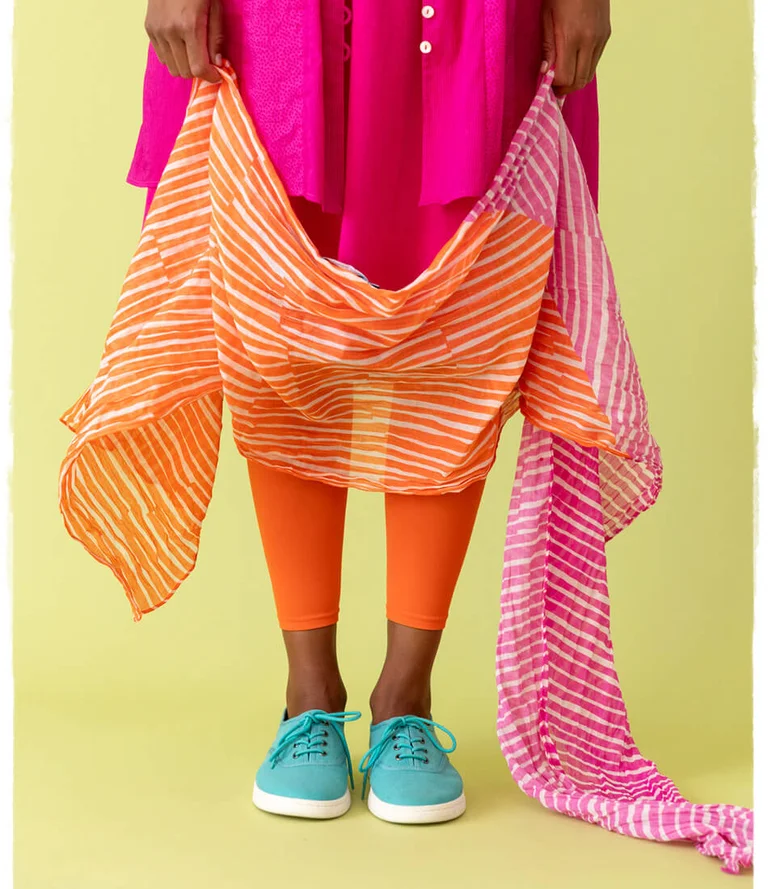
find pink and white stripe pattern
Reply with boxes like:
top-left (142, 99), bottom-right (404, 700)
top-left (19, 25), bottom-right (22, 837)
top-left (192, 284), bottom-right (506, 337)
top-left (495, 78), bottom-right (752, 873)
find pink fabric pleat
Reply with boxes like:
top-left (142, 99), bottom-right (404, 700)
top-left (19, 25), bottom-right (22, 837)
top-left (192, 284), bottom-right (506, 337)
top-left (500, 429), bottom-right (752, 874)
top-left (493, 86), bottom-right (753, 871)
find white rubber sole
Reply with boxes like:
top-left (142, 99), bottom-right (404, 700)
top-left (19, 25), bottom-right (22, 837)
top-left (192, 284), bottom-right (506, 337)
top-left (367, 788), bottom-right (467, 824)
top-left (252, 783), bottom-right (352, 820)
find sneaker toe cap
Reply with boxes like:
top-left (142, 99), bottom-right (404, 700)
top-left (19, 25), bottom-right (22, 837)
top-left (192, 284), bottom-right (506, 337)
top-left (371, 766), bottom-right (463, 807)
top-left (255, 762), bottom-right (349, 802)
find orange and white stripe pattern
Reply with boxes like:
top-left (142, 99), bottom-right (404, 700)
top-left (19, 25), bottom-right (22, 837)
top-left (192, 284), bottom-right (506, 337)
top-left (59, 62), bottom-right (618, 620)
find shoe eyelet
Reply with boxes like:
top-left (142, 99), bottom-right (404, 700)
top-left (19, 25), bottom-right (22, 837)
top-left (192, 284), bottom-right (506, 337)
top-left (292, 753), bottom-right (298, 759)
top-left (322, 740), bottom-right (328, 747)
top-left (321, 751), bottom-right (328, 757)
top-left (395, 754), bottom-right (402, 761)
top-left (424, 758), bottom-right (429, 764)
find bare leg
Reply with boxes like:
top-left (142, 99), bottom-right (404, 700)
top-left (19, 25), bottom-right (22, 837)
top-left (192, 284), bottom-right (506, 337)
top-left (369, 622), bottom-right (441, 722)
top-left (282, 626), bottom-right (347, 717)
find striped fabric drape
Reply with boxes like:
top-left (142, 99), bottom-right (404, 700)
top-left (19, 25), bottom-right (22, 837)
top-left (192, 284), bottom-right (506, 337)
top-left (59, 63), bottom-right (753, 871)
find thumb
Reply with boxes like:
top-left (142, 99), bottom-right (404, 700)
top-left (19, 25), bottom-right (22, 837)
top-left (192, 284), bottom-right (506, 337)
top-left (208, 0), bottom-right (225, 67)
top-left (541, 7), bottom-right (556, 73)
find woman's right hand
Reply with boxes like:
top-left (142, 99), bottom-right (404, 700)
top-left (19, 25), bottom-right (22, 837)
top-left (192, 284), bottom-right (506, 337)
top-left (145, 0), bottom-right (224, 83)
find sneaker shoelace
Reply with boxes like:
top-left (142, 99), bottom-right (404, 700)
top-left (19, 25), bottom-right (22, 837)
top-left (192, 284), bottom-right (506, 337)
top-left (269, 710), bottom-right (362, 789)
top-left (358, 715), bottom-right (457, 799)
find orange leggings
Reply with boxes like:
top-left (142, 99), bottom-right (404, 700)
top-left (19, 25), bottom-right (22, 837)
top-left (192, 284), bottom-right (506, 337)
top-left (248, 461), bottom-right (485, 632)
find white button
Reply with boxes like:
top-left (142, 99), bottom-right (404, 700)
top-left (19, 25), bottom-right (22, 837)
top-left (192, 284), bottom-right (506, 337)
top-left (420, 40), bottom-right (433, 54)
top-left (422, 5), bottom-right (435, 18)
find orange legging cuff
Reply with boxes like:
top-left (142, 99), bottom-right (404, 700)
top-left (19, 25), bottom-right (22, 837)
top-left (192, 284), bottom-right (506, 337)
top-left (386, 610), bottom-right (449, 632)
top-left (279, 611), bottom-right (446, 633)
top-left (278, 611), bottom-right (340, 632)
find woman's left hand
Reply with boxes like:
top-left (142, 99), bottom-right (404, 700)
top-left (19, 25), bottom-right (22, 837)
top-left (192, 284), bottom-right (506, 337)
top-left (541, 0), bottom-right (611, 96)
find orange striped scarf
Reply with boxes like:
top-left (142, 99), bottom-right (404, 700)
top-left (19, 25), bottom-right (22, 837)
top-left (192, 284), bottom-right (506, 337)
top-left (59, 64), bottom-right (620, 617)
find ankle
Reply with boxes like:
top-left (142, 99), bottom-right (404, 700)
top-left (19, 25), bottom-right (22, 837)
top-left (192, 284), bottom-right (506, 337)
top-left (286, 674), bottom-right (347, 718)
top-left (369, 684), bottom-right (431, 724)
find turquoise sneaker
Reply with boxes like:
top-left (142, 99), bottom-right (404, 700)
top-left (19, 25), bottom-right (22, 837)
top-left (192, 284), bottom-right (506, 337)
top-left (253, 709), bottom-right (362, 819)
top-left (358, 715), bottom-right (466, 824)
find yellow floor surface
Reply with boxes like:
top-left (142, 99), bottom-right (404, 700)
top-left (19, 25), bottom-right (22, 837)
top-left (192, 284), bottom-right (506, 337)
top-left (14, 688), bottom-right (753, 889)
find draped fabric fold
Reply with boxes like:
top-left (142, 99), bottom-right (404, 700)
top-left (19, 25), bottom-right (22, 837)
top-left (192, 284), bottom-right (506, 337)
top-left (59, 62), bottom-right (752, 871)
top-left (498, 427), bottom-right (751, 874)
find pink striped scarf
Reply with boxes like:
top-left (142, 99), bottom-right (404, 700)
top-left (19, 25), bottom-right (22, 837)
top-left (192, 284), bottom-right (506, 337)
top-left (500, 71), bottom-right (752, 873)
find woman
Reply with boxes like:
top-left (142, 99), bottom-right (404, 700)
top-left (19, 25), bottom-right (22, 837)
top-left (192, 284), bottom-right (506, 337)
top-left (119, 0), bottom-right (609, 823)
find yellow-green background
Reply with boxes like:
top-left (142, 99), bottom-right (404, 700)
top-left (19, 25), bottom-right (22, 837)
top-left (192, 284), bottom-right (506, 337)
top-left (11, 1), bottom-right (754, 886)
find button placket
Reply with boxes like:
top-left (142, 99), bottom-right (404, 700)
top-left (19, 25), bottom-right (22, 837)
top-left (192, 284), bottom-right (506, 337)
top-left (342, 3), bottom-right (352, 63)
top-left (420, 5), bottom-right (435, 55)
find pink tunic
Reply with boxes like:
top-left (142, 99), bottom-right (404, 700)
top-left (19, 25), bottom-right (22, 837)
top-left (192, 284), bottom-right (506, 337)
top-left (128, 0), bottom-right (600, 289)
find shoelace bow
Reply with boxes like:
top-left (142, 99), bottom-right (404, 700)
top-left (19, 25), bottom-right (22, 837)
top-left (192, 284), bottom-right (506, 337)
top-left (358, 715), bottom-right (457, 799)
top-left (269, 710), bottom-right (362, 789)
